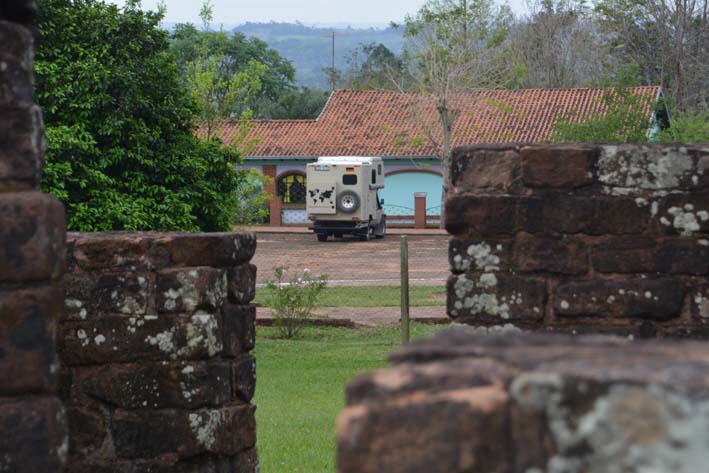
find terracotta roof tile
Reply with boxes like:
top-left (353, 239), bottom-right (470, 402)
top-left (213, 87), bottom-right (660, 158)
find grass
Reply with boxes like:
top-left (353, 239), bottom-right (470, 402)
top-left (255, 285), bottom-right (446, 308)
top-left (253, 324), bottom-right (447, 473)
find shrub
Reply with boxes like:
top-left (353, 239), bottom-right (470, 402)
top-left (265, 267), bottom-right (328, 338)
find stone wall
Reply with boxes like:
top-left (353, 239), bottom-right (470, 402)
top-left (445, 144), bottom-right (709, 338)
top-left (0, 2), bottom-right (69, 472)
top-left (59, 232), bottom-right (258, 472)
top-left (338, 329), bottom-right (709, 473)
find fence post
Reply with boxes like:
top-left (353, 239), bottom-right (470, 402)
top-left (414, 192), bottom-right (427, 229)
top-left (400, 235), bottom-right (410, 344)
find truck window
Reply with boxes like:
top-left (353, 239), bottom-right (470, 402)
top-left (343, 174), bottom-right (357, 185)
top-left (371, 170), bottom-right (376, 184)
top-left (378, 164), bottom-right (382, 175)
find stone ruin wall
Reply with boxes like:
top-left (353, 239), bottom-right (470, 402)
top-left (445, 144), bottom-right (709, 338)
top-left (337, 143), bottom-right (709, 473)
top-left (337, 330), bottom-right (709, 473)
top-left (59, 232), bottom-right (259, 472)
top-left (1, 2), bottom-right (69, 472)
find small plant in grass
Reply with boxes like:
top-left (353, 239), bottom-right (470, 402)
top-left (266, 266), bottom-right (328, 338)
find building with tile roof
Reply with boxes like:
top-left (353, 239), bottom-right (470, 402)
top-left (214, 87), bottom-right (662, 226)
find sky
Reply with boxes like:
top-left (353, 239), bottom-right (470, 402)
top-left (106, 0), bottom-right (433, 26)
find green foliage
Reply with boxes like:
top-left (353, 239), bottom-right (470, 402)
top-left (550, 90), bottom-right (653, 143)
top-left (170, 22), bottom-right (297, 119)
top-left (265, 267), bottom-right (329, 339)
top-left (344, 43), bottom-right (410, 90)
top-left (658, 111), bottom-right (709, 143)
top-left (188, 52), bottom-right (267, 138)
top-left (233, 169), bottom-right (270, 225)
top-left (263, 87), bottom-right (330, 120)
top-left (36, 0), bottom-right (242, 231)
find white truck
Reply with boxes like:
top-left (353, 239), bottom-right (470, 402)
top-left (306, 156), bottom-right (386, 242)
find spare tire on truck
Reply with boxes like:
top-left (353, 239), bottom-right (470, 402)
top-left (337, 190), bottom-right (360, 214)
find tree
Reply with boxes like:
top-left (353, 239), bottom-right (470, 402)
top-left (36, 0), bottom-right (242, 231)
top-left (170, 22), bottom-right (298, 119)
top-left (343, 43), bottom-right (410, 90)
top-left (398, 0), bottom-right (515, 220)
top-left (659, 111), bottom-right (709, 142)
top-left (595, 0), bottom-right (709, 113)
top-left (506, 0), bottom-right (623, 88)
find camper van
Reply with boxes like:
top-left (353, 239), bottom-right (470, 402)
top-left (306, 157), bottom-right (386, 242)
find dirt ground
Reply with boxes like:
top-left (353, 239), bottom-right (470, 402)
top-left (252, 232), bottom-right (450, 287)
top-left (251, 232), bottom-right (451, 326)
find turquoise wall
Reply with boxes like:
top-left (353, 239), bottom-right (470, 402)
top-left (380, 172), bottom-right (442, 215)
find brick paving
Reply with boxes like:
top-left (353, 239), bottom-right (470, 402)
top-left (252, 232), bottom-right (450, 286)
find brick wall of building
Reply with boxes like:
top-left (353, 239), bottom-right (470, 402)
top-left (0, 2), bottom-right (69, 472)
top-left (445, 144), bottom-right (709, 338)
top-left (59, 232), bottom-right (258, 472)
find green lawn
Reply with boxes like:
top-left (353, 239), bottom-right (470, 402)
top-left (255, 285), bottom-right (446, 308)
top-left (253, 324), bottom-right (447, 472)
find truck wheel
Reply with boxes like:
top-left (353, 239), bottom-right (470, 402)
top-left (359, 226), bottom-right (373, 242)
top-left (337, 191), bottom-right (360, 214)
top-left (317, 233), bottom-right (328, 242)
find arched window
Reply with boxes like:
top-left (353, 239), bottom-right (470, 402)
top-left (277, 174), bottom-right (307, 204)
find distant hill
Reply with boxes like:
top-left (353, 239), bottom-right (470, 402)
top-left (233, 22), bottom-right (404, 89)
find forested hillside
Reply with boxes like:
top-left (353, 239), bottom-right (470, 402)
top-left (233, 22), bottom-right (404, 88)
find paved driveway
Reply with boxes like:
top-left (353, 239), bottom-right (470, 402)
top-left (252, 232), bottom-right (450, 287)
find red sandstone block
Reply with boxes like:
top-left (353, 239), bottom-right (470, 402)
top-left (66, 455), bottom-right (250, 473)
top-left (656, 194), bottom-right (709, 236)
top-left (0, 192), bottom-right (65, 282)
top-left (656, 239), bottom-right (709, 275)
top-left (227, 264), bottom-right (257, 304)
top-left (0, 285), bottom-right (61, 395)
top-left (0, 1), bottom-right (38, 22)
top-left (542, 195), bottom-right (650, 235)
top-left (222, 303), bottom-right (256, 357)
top-left (540, 195), bottom-right (596, 234)
top-left (111, 404), bottom-right (256, 459)
top-left (592, 237), bottom-right (658, 273)
top-left (0, 107), bottom-right (45, 189)
top-left (64, 399), bottom-right (108, 461)
top-left (0, 396), bottom-right (67, 473)
top-left (337, 386), bottom-right (511, 473)
top-left (68, 233), bottom-right (159, 271)
top-left (521, 145), bottom-right (596, 188)
top-left (59, 312), bottom-right (223, 365)
top-left (233, 355), bottom-right (256, 403)
top-left (0, 22), bottom-right (34, 107)
top-left (69, 361), bottom-right (232, 410)
top-left (513, 233), bottom-right (588, 275)
top-left (450, 145), bottom-right (521, 194)
top-left (446, 273), bottom-right (547, 321)
top-left (448, 238), bottom-right (512, 274)
top-left (445, 195), bottom-right (543, 237)
top-left (152, 232), bottom-right (257, 268)
top-left (691, 283), bottom-right (709, 320)
top-left (553, 278), bottom-right (685, 319)
top-left (64, 271), bottom-right (150, 320)
top-left (593, 237), bottom-right (709, 275)
top-left (156, 267), bottom-right (226, 314)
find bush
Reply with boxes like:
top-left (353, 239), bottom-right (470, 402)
top-left (265, 267), bottom-right (328, 338)
top-left (658, 111), bottom-right (709, 143)
top-left (36, 0), bottom-right (243, 231)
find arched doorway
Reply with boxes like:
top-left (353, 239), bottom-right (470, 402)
top-left (277, 173), bottom-right (308, 225)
